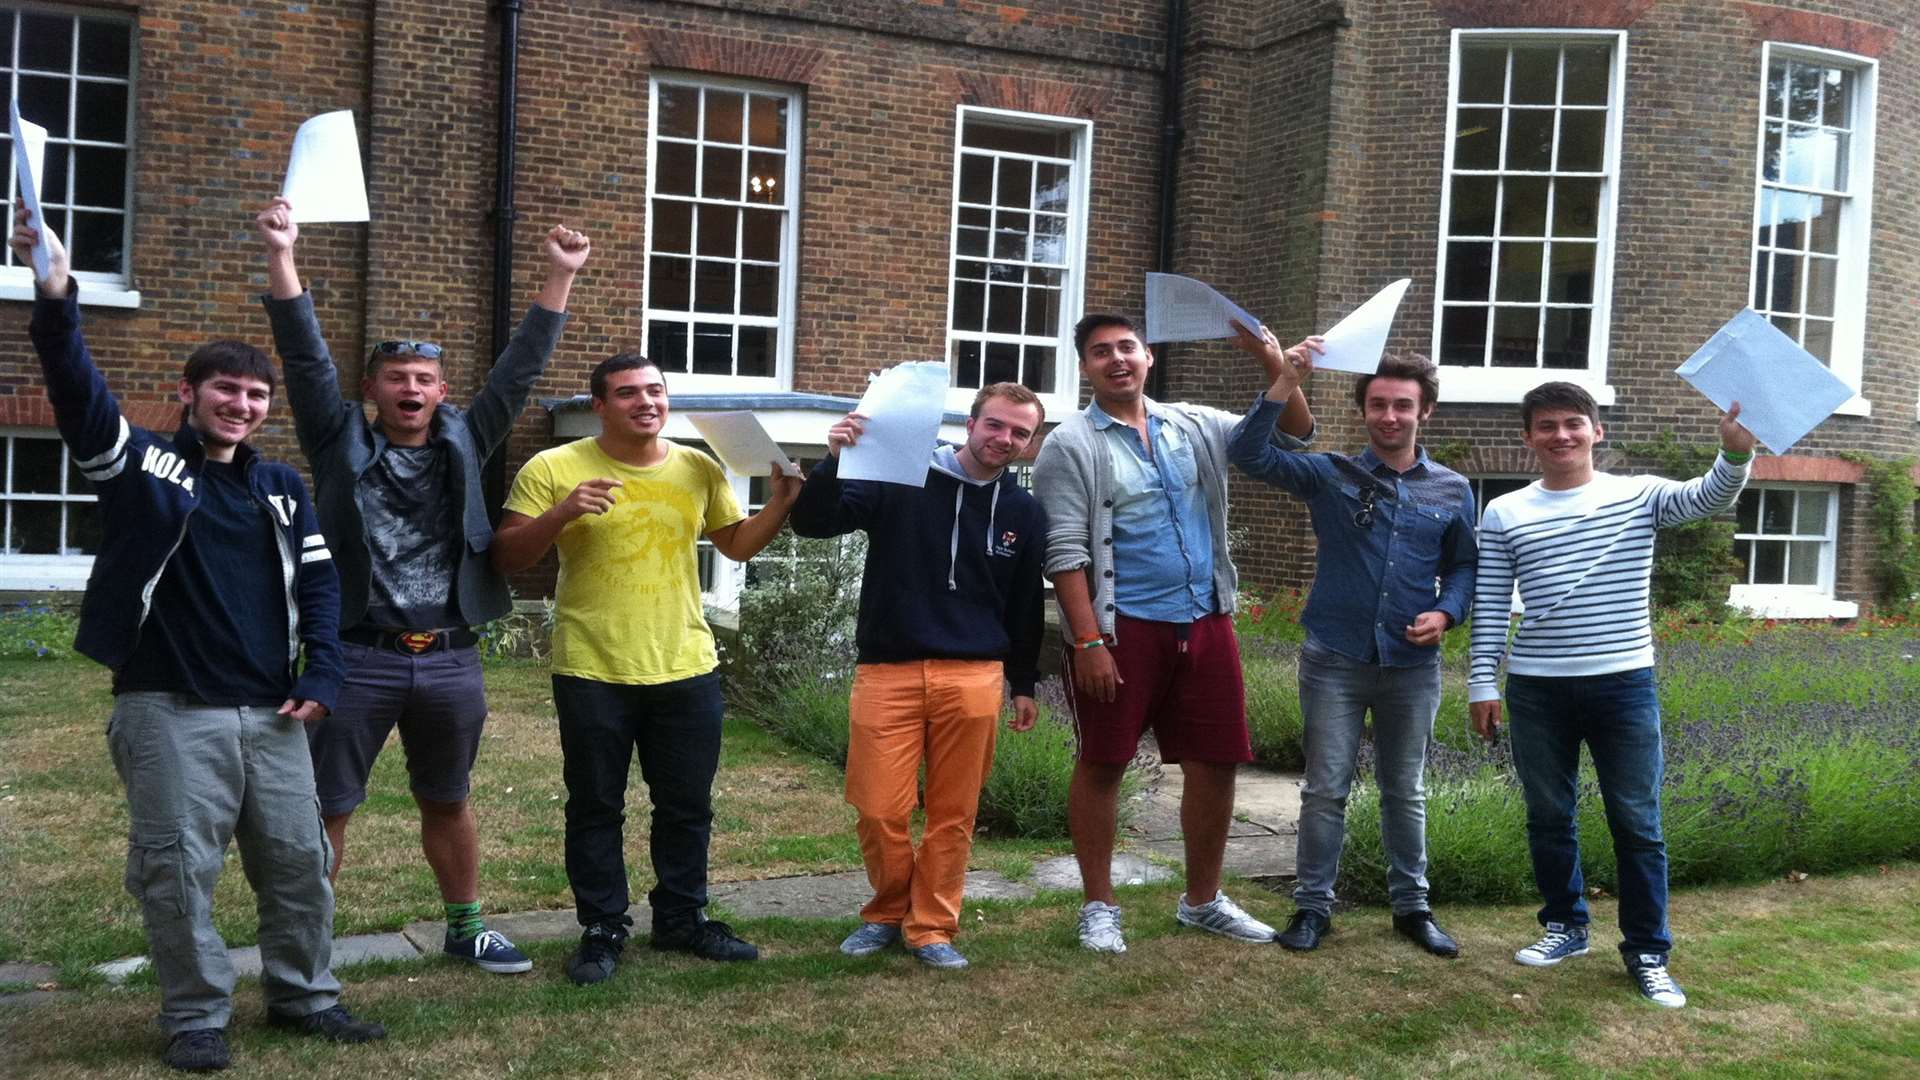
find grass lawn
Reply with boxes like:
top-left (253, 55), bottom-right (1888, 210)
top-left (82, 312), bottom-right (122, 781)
top-left (5, 656), bottom-right (1918, 1077)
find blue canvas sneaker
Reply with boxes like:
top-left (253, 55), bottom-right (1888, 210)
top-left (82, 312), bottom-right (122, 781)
top-left (444, 927), bottom-right (532, 974)
top-left (1628, 954), bottom-right (1687, 1008)
top-left (1514, 922), bottom-right (1591, 967)
top-left (839, 922), bottom-right (903, 957)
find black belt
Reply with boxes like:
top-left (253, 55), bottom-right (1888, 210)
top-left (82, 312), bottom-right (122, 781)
top-left (342, 626), bottom-right (478, 655)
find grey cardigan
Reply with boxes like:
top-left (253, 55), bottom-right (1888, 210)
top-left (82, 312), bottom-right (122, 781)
top-left (1034, 398), bottom-right (1298, 641)
top-left (263, 290), bottom-right (567, 630)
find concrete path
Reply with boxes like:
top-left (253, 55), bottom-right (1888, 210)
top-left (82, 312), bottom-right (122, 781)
top-left (40, 762), bottom-right (1303, 994)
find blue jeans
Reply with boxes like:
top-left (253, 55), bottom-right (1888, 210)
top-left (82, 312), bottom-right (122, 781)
top-left (552, 672), bottom-right (725, 931)
top-left (1506, 668), bottom-right (1671, 958)
top-left (1293, 639), bottom-right (1442, 917)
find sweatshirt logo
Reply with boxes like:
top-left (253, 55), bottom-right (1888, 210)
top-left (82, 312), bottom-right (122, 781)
top-left (993, 529), bottom-right (1019, 558)
top-left (139, 445), bottom-right (196, 494)
top-left (266, 494), bottom-right (297, 527)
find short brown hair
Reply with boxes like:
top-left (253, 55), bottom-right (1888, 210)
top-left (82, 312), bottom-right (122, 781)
top-left (970, 382), bottom-right (1045, 425)
top-left (1353, 352), bottom-right (1439, 412)
top-left (1073, 313), bottom-right (1145, 359)
top-left (1520, 381), bottom-right (1600, 429)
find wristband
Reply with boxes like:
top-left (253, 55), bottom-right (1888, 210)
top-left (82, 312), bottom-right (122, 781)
top-left (1722, 449), bottom-right (1753, 464)
top-left (1074, 636), bottom-right (1106, 651)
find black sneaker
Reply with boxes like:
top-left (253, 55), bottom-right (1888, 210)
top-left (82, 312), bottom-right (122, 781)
top-left (1276, 910), bottom-right (1331, 951)
top-left (567, 922), bottom-right (629, 986)
top-left (164, 1027), bottom-right (231, 1072)
top-left (265, 1004), bottom-right (386, 1043)
top-left (651, 916), bottom-right (759, 962)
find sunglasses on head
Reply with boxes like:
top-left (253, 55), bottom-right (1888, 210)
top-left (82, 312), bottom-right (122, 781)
top-left (373, 340), bottom-right (444, 360)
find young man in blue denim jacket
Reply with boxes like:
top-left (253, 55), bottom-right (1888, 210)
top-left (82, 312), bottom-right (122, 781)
top-left (1226, 323), bottom-right (1476, 958)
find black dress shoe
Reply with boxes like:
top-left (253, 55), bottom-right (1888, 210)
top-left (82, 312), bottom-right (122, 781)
top-left (1392, 910), bottom-right (1459, 957)
top-left (1276, 910), bottom-right (1330, 951)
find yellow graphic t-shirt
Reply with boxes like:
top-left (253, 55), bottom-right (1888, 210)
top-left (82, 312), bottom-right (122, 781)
top-left (503, 437), bottom-right (745, 685)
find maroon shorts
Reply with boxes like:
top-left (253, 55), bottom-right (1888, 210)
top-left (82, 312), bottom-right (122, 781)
top-left (1064, 612), bottom-right (1251, 766)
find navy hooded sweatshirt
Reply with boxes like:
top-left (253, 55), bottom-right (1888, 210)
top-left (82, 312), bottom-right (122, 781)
top-left (788, 445), bottom-right (1047, 696)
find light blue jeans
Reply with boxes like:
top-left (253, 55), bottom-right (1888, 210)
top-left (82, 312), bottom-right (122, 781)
top-left (1292, 638), bottom-right (1442, 917)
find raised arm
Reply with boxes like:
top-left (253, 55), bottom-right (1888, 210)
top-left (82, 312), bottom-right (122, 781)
top-left (1229, 320), bottom-right (1318, 439)
top-left (13, 208), bottom-right (129, 475)
top-left (1649, 403), bottom-right (1755, 528)
top-left (256, 198), bottom-right (359, 459)
top-left (788, 413), bottom-right (881, 539)
top-left (465, 225), bottom-right (590, 456)
top-left (707, 463), bottom-right (802, 562)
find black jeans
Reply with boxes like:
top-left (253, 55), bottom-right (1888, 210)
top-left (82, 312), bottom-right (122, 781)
top-left (552, 672), bottom-right (725, 929)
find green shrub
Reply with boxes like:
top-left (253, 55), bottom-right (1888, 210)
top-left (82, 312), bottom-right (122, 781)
top-left (755, 675), bottom-right (854, 768)
top-left (1243, 654), bottom-right (1305, 770)
top-left (978, 707), bottom-right (1141, 838)
top-left (0, 602), bottom-right (78, 661)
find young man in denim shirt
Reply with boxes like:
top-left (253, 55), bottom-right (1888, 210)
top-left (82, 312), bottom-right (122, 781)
top-left (1226, 324), bottom-right (1476, 958)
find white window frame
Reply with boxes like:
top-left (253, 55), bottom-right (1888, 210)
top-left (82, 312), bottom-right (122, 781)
top-left (941, 104), bottom-right (1091, 419)
top-left (641, 73), bottom-right (802, 393)
top-left (0, 427), bottom-right (96, 589)
top-left (1728, 482), bottom-right (1856, 619)
top-left (1748, 42), bottom-right (1876, 418)
top-left (1432, 29), bottom-right (1626, 405)
top-left (0, 4), bottom-right (138, 308)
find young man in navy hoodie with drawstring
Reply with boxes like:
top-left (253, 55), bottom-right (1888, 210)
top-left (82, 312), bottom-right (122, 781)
top-left (789, 381), bottom-right (1048, 970)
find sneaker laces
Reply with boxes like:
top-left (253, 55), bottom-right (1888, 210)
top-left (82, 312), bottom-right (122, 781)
top-left (1636, 963), bottom-right (1678, 995)
top-left (695, 919), bottom-right (746, 947)
top-left (1079, 903), bottom-right (1122, 936)
top-left (1528, 929), bottom-right (1574, 954)
top-left (469, 929), bottom-right (511, 954)
top-left (1204, 894), bottom-right (1251, 922)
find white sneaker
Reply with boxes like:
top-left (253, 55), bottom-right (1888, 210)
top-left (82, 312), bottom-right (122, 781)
top-left (1175, 890), bottom-right (1276, 943)
top-left (1078, 901), bottom-right (1127, 954)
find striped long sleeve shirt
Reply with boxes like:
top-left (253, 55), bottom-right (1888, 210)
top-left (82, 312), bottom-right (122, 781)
top-left (1467, 454), bottom-right (1750, 702)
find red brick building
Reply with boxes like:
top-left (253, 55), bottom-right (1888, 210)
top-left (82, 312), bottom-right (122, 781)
top-left (0, 1), bottom-right (1909, 618)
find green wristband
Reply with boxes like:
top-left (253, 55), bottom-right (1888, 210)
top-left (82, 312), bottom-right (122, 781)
top-left (1723, 449), bottom-right (1753, 464)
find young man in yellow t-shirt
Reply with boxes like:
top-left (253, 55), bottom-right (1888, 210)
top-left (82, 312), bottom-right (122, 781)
top-left (493, 354), bottom-right (799, 984)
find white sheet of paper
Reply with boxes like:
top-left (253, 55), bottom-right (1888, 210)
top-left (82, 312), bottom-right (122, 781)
top-left (686, 411), bottom-right (801, 479)
top-left (1315, 278), bottom-right (1412, 374)
top-left (1674, 308), bottom-right (1854, 455)
top-left (280, 110), bottom-right (370, 223)
top-left (9, 101), bottom-right (49, 278)
top-left (839, 361), bottom-right (950, 487)
top-left (1143, 273), bottom-right (1263, 343)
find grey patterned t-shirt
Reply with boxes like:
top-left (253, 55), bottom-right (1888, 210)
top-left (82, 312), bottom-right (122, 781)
top-left (359, 443), bottom-right (460, 629)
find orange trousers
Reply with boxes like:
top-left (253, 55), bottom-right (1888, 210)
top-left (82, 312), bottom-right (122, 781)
top-left (845, 659), bottom-right (1003, 948)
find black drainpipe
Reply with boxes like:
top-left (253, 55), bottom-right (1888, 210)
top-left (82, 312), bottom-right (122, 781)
top-left (1149, 0), bottom-right (1186, 401)
top-left (483, 0), bottom-right (523, 522)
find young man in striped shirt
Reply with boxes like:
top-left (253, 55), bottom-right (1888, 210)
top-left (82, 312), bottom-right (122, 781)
top-left (1467, 381), bottom-right (1753, 1009)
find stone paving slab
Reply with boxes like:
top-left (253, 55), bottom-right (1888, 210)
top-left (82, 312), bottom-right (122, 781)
top-left (403, 907), bottom-right (615, 955)
top-left (93, 932), bottom-right (421, 985)
top-left (0, 989), bottom-right (67, 1009)
top-left (1029, 853), bottom-right (1176, 893)
top-left (1141, 833), bottom-right (1298, 889)
top-left (0, 961), bottom-right (57, 985)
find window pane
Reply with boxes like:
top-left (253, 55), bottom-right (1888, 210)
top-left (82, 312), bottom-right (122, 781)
top-left (1752, 251), bottom-right (1771, 309)
top-left (742, 208), bottom-right (781, 261)
top-left (953, 279), bottom-right (985, 331)
top-left (1562, 46), bottom-right (1610, 105)
top-left (1803, 318), bottom-right (1833, 364)
top-left (75, 80), bottom-right (128, 143)
top-left (984, 342), bottom-right (1019, 385)
top-left (701, 147), bottom-right (742, 200)
top-left (1753, 539), bottom-right (1787, 583)
top-left (1449, 175), bottom-right (1497, 235)
top-left (656, 85), bottom-right (699, 138)
top-left (1787, 541), bottom-right (1822, 586)
top-left (996, 159), bottom-right (1032, 210)
top-left (987, 284), bottom-right (1023, 334)
top-left (745, 151), bottom-right (784, 205)
top-left (694, 260), bottom-right (735, 313)
top-left (1736, 538), bottom-right (1754, 581)
top-left (1439, 306), bottom-right (1488, 366)
top-left (1551, 177), bottom-right (1600, 237)
top-left (1771, 190), bottom-right (1807, 250)
top-left (1023, 345), bottom-right (1056, 393)
top-left (648, 320), bottom-right (689, 372)
top-left (1736, 491), bottom-right (1759, 533)
top-left (1542, 308), bottom-right (1590, 369)
top-left (17, 75), bottom-right (69, 137)
top-left (1762, 121), bottom-right (1782, 183)
top-left (77, 18), bottom-right (131, 77)
top-left (1024, 284), bottom-right (1059, 337)
top-left (655, 142), bottom-right (696, 196)
top-left (1807, 196), bottom-right (1839, 254)
top-left (691, 323), bottom-right (732, 375)
top-left (649, 255), bottom-right (691, 309)
top-left (1509, 47), bottom-right (1558, 105)
top-left (748, 94), bottom-right (787, 148)
top-left (69, 211), bottom-right (123, 274)
top-left (1822, 69), bottom-right (1852, 129)
top-left (1805, 256), bottom-right (1837, 318)
top-left (963, 120), bottom-right (1071, 157)
top-left (953, 340), bottom-right (982, 388)
top-left (1497, 242), bottom-right (1543, 301)
top-left (12, 438), bottom-right (61, 494)
top-left (1547, 242), bottom-right (1595, 303)
top-left (696, 204), bottom-right (736, 257)
top-left (1769, 312), bottom-right (1801, 342)
top-left (959, 155), bottom-right (993, 204)
top-left (18, 13), bottom-right (72, 71)
top-left (68, 501), bottom-right (100, 555)
top-left (652, 200), bottom-right (692, 253)
top-left (1798, 490), bottom-right (1829, 534)
top-left (1557, 110), bottom-right (1605, 171)
top-left (0, 14), bottom-right (15, 69)
top-left (993, 214), bottom-right (1029, 261)
top-left (954, 258), bottom-right (986, 281)
top-left (737, 326), bottom-right (775, 378)
top-left (1500, 177), bottom-right (1549, 236)
top-left (1766, 62), bottom-right (1788, 119)
top-left (1444, 241), bottom-right (1493, 301)
top-left (1491, 306), bottom-right (1539, 367)
top-left (1787, 63), bottom-right (1821, 123)
top-left (704, 91), bottom-right (743, 144)
top-left (1458, 46), bottom-right (1507, 104)
top-left (1781, 124), bottom-right (1821, 187)
top-left (72, 148), bottom-right (125, 207)
top-left (1505, 110), bottom-right (1554, 171)
top-left (1032, 212), bottom-right (1068, 264)
top-left (1453, 108), bottom-right (1502, 169)
top-left (1034, 163), bottom-right (1070, 212)
top-left (1761, 489), bottom-right (1795, 533)
top-left (739, 264), bottom-right (778, 317)
top-left (1769, 252), bottom-right (1800, 313)
top-left (9, 501), bottom-right (58, 554)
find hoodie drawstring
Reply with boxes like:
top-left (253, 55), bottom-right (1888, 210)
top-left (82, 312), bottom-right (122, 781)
top-left (948, 476), bottom-right (1006, 592)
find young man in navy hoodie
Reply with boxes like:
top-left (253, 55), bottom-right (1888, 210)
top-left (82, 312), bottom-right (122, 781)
top-left (789, 381), bottom-right (1048, 970)
top-left (14, 209), bottom-right (381, 1072)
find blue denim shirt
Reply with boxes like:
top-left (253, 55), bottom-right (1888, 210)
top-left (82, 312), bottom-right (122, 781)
top-left (1228, 395), bottom-right (1477, 667)
top-left (1090, 402), bottom-right (1218, 622)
